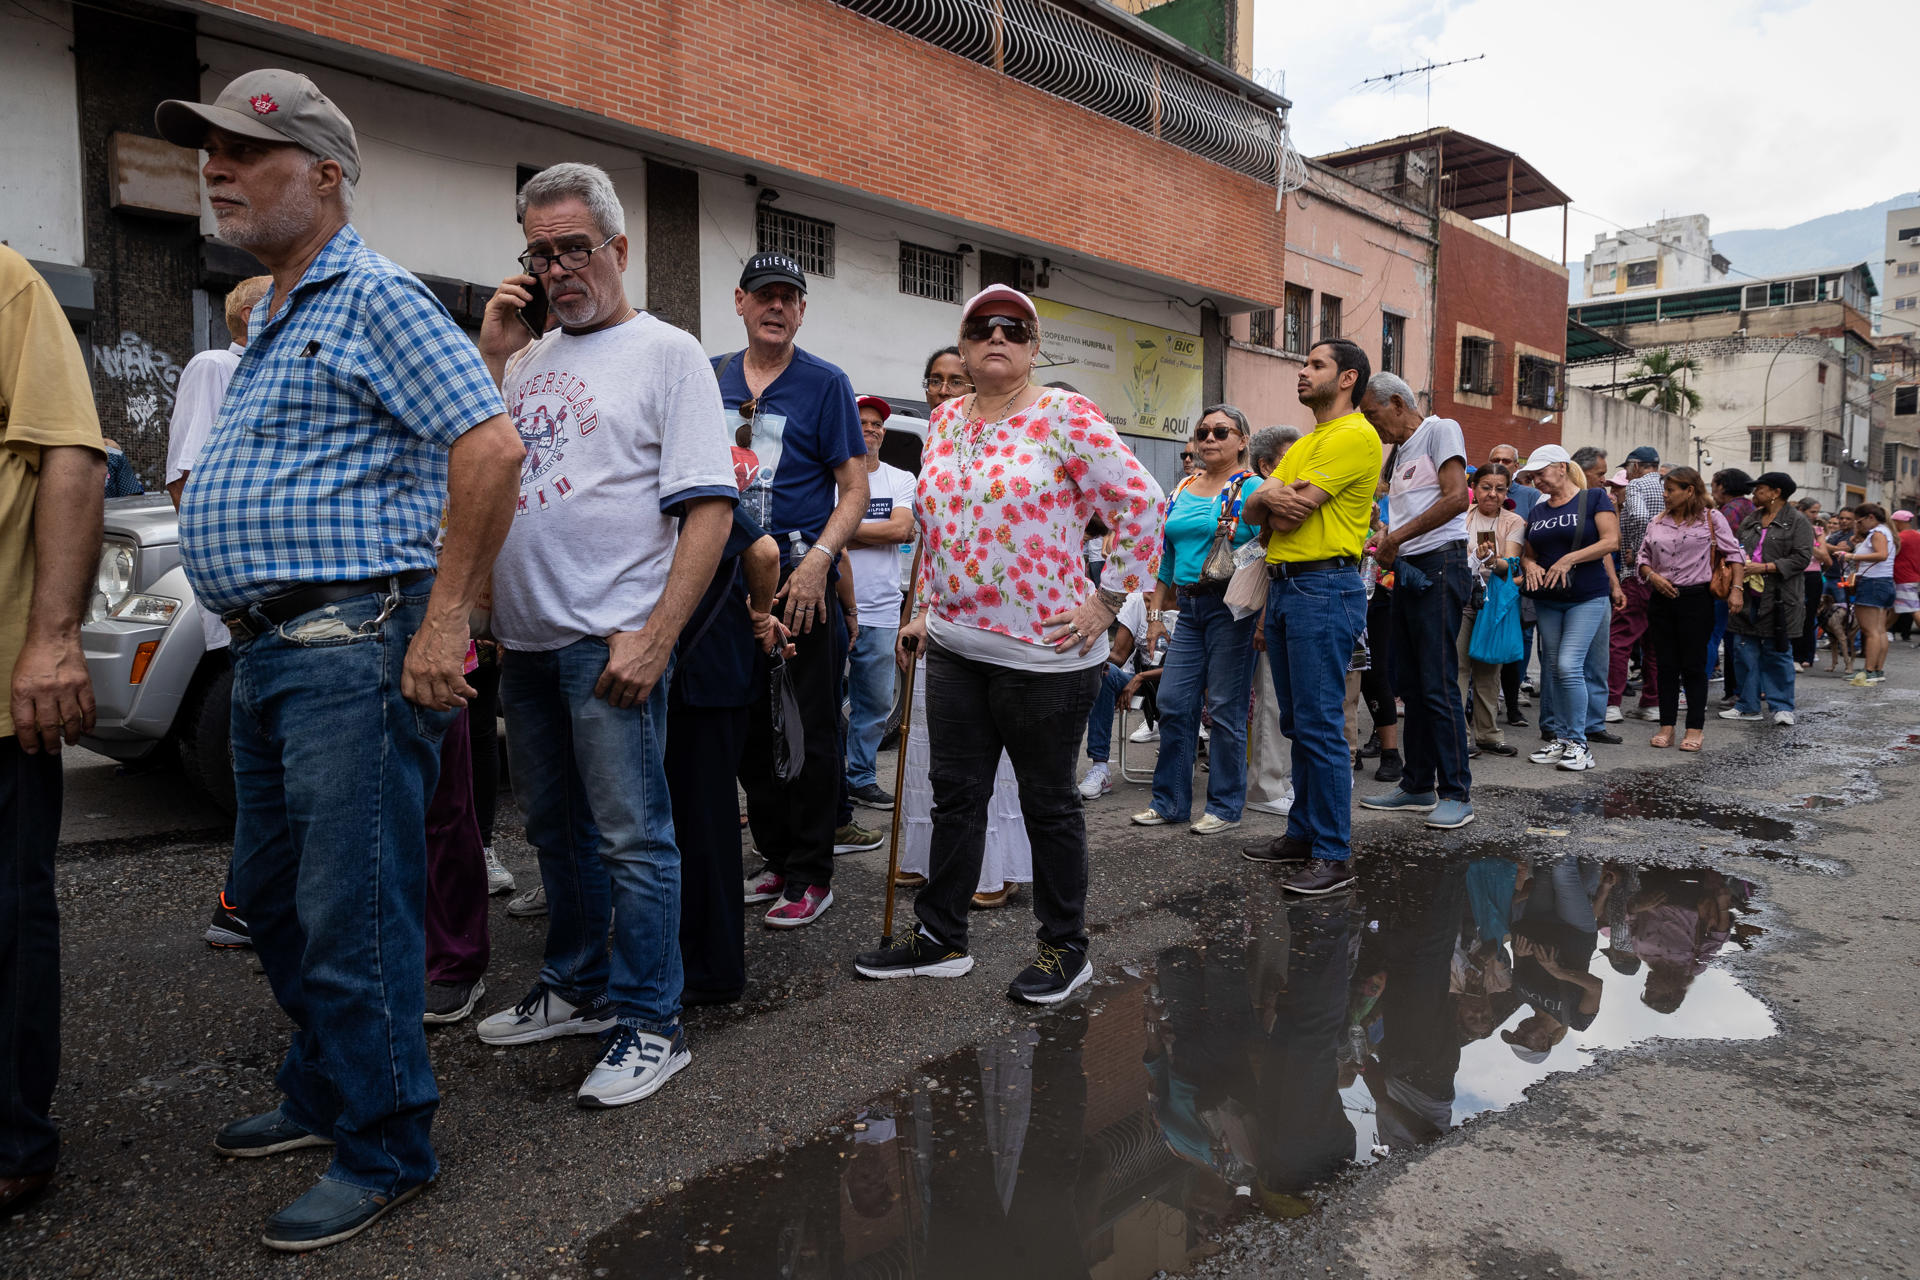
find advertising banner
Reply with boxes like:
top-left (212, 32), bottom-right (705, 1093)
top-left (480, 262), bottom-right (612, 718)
top-left (1033, 298), bottom-right (1203, 442)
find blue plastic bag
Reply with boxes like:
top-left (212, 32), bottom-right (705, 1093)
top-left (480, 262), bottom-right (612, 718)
top-left (1469, 562), bottom-right (1524, 666)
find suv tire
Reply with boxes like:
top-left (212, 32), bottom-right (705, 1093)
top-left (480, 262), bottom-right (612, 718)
top-left (176, 663), bottom-right (236, 815)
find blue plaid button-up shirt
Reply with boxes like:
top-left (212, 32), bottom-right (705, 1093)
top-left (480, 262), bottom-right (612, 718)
top-left (180, 225), bottom-right (504, 614)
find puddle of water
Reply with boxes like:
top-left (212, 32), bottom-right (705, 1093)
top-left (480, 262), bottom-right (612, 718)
top-left (583, 858), bottom-right (1772, 1279)
top-left (1551, 777), bottom-right (1796, 842)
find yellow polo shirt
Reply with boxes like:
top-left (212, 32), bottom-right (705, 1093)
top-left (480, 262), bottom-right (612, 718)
top-left (1263, 410), bottom-right (1382, 564)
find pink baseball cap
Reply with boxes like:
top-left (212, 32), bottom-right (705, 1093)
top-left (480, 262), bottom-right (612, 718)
top-left (1605, 468), bottom-right (1629, 487)
top-left (961, 284), bottom-right (1038, 323)
top-left (1894, 509), bottom-right (1914, 521)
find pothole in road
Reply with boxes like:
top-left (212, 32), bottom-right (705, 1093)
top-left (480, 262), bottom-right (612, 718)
top-left (583, 856), bottom-right (1772, 1278)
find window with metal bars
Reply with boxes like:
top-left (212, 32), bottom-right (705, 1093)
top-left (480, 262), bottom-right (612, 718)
top-left (1458, 337), bottom-right (1498, 396)
top-left (1821, 433), bottom-right (1841, 466)
top-left (1380, 314), bottom-right (1404, 374)
top-left (1516, 355), bottom-right (1561, 410)
top-left (1318, 295), bottom-right (1341, 342)
top-left (898, 242), bottom-right (961, 303)
top-left (1749, 430), bottom-right (1772, 463)
top-left (1282, 286), bottom-right (1310, 354)
top-left (756, 207), bottom-right (835, 278)
top-left (1788, 432), bottom-right (1806, 463)
top-left (1247, 308), bottom-right (1276, 348)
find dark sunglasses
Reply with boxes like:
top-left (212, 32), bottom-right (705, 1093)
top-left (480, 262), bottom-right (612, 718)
top-left (961, 315), bottom-right (1034, 344)
top-left (1194, 425), bottom-right (1238, 442)
top-left (1180, 452), bottom-right (1195, 463)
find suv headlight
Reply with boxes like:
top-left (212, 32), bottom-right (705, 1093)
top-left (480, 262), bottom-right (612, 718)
top-left (111, 594), bottom-right (180, 624)
top-left (86, 540), bottom-right (136, 623)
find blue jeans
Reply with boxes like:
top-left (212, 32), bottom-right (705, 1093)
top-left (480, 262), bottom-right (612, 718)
top-left (1533, 596), bottom-right (1610, 745)
top-left (502, 638), bottom-right (682, 1034)
top-left (844, 624), bottom-right (898, 789)
top-left (1084, 662), bottom-right (1132, 763)
top-left (1266, 569), bottom-right (1367, 862)
top-left (1728, 633), bottom-right (1795, 713)
top-left (1390, 546), bottom-right (1471, 801)
top-left (228, 580), bottom-right (452, 1194)
top-left (1151, 591), bottom-right (1258, 821)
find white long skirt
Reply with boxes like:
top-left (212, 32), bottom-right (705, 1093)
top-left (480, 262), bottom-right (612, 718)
top-left (897, 663), bottom-right (1033, 889)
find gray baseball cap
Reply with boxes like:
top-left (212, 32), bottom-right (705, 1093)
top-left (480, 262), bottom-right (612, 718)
top-left (156, 69), bottom-right (362, 184)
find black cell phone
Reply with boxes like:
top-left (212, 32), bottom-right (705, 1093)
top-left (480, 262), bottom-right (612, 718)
top-left (517, 277), bottom-right (549, 339)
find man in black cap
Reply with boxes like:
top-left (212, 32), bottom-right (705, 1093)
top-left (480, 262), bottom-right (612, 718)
top-left (718, 253), bottom-right (869, 929)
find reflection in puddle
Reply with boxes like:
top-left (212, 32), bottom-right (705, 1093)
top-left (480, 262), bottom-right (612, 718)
top-left (585, 859), bottom-right (1772, 1279)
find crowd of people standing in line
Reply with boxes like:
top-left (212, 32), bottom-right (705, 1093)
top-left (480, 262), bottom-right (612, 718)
top-left (2, 64), bottom-right (1911, 1253)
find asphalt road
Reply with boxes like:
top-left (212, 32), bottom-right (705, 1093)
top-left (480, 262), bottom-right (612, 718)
top-left (9, 654), bottom-right (1920, 1279)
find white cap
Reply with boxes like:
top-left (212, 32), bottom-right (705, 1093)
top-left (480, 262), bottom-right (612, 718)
top-left (961, 283), bottom-right (1038, 323)
top-left (1517, 443), bottom-right (1572, 474)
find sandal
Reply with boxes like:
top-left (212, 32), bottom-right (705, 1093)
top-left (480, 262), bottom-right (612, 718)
top-left (1679, 732), bottom-right (1704, 753)
top-left (1650, 730), bottom-right (1674, 749)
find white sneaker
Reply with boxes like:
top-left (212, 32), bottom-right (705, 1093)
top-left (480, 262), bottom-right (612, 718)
top-left (1128, 721), bottom-right (1159, 743)
top-left (1773, 710), bottom-right (1795, 726)
top-left (505, 884), bottom-right (547, 917)
top-left (1130, 809), bottom-right (1169, 826)
top-left (1246, 783), bottom-right (1294, 817)
top-left (1604, 705), bottom-right (1623, 723)
top-left (1634, 707), bottom-right (1662, 722)
top-left (1556, 742), bottom-right (1597, 772)
top-left (1190, 814), bottom-right (1239, 836)
top-left (482, 846), bottom-right (514, 895)
top-left (1718, 708), bottom-right (1764, 722)
top-left (576, 1026), bottom-right (690, 1109)
top-left (1197, 723), bottom-right (1210, 742)
top-left (1078, 762), bottom-right (1112, 799)
top-left (1529, 740), bottom-right (1569, 765)
top-left (477, 984), bottom-right (617, 1046)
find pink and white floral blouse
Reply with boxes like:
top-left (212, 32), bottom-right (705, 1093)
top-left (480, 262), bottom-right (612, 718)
top-left (914, 389), bottom-right (1165, 646)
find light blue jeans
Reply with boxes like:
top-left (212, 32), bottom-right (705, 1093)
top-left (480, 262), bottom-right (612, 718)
top-left (844, 624), bottom-right (898, 789)
top-left (1534, 596), bottom-right (1610, 745)
top-left (501, 638), bottom-right (682, 1033)
top-left (1150, 591), bottom-right (1258, 822)
top-left (1728, 633), bottom-right (1795, 713)
top-left (228, 579), bottom-right (451, 1194)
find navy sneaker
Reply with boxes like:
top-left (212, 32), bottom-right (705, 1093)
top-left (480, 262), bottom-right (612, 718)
top-left (213, 1108), bottom-right (333, 1159)
top-left (260, 1176), bottom-right (425, 1252)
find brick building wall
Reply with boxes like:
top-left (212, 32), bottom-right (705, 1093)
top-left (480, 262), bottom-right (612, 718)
top-left (1431, 211), bottom-right (1568, 464)
top-left (193, 0), bottom-right (1287, 306)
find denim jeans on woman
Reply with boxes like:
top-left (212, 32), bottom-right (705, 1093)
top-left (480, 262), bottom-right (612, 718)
top-left (844, 624), bottom-right (899, 790)
top-left (1150, 590), bottom-right (1258, 822)
top-left (1533, 595), bottom-right (1611, 745)
top-left (502, 637), bottom-right (683, 1035)
top-left (1728, 632), bottom-right (1796, 714)
top-left (916, 644), bottom-right (1101, 953)
top-left (227, 580), bottom-right (452, 1194)
top-left (1265, 568), bottom-right (1368, 862)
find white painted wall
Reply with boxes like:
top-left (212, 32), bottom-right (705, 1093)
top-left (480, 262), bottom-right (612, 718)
top-left (0, 1), bottom-right (86, 266)
top-left (198, 39), bottom-right (648, 298)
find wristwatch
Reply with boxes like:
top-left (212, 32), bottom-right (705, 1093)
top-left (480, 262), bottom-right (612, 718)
top-left (1146, 609), bottom-right (1163, 623)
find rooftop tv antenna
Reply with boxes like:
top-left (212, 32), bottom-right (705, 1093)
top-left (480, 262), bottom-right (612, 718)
top-left (1359, 54), bottom-right (1486, 129)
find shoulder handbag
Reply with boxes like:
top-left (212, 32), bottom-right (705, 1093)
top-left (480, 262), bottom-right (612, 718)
top-left (1706, 512), bottom-right (1738, 601)
top-left (1197, 470), bottom-right (1256, 586)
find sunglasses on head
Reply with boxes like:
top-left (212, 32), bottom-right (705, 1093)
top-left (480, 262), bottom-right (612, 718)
top-left (1194, 425), bottom-right (1237, 442)
top-left (961, 315), bottom-right (1034, 345)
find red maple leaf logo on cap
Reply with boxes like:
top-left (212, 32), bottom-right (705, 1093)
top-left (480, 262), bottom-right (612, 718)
top-left (249, 93), bottom-right (279, 114)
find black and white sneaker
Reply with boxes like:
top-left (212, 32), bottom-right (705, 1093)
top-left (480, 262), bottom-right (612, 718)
top-left (423, 978), bottom-right (486, 1026)
top-left (848, 782), bottom-right (895, 811)
top-left (576, 1025), bottom-right (690, 1109)
top-left (1007, 942), bottom-right (1092, 1006)
top-left (205, 893), bottom-right (251, 948)
top-left (475, 983), bottom-right (617, 1046)
top-left (853, 929), bottom-right (974, 980)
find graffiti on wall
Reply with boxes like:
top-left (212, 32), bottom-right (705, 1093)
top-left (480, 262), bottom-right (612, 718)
top-left (94, 330), bottom-right (184, 435)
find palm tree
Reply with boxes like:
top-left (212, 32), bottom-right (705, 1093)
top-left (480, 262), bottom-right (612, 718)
top-left (1625, 348), bottom-right (1703, 417)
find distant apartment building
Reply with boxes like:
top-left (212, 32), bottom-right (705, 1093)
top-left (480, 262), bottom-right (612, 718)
top-left (1885, 206), bottom-right (1920, 331)
top-left (1567, 263), bottom-right (1881, 507)
top-left (1581, 214), bottom-right (1729, 299)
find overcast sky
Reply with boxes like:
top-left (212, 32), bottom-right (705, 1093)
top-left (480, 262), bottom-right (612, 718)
top-left (1252, 0), bottom-right (1917, 264)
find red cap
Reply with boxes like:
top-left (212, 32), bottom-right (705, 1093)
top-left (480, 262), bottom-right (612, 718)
top-left (855, 395), bottom-right (891, 423)
top-left (961, 283), bottom-right (1038, 323)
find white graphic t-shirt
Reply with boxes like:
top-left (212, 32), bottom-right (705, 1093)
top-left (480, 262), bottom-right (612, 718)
top-left (845, 460), bottom-right (916, 628)
top-left (1387, 415), bottom-right (1468, 556)
top-left (493, 312), bottom-right (738, 650)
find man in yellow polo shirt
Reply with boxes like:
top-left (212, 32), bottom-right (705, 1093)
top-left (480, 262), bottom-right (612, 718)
top-left (1242, 338), bottom-right (1381, 895)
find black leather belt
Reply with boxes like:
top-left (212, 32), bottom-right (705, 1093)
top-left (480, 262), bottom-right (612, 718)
top-left (1266, 556), bottom-right (1356, 581)
top-left (224, 570), bottom-right (433, 641)
top-left (1176, 579), bottom-right (1229, 598)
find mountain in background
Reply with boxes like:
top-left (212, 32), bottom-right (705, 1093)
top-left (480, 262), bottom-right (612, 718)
top-left (1566, 192), bottom-right (1920, 302)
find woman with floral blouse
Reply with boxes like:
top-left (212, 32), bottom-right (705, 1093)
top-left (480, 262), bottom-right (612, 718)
top-left (854, 285), bottom-right (1166, 1005)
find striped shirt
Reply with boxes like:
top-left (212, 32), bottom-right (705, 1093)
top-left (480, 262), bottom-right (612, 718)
top-left (179, 225), bottom-right (503, 613)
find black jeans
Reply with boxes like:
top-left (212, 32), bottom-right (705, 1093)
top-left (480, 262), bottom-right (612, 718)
top-left (1648, 584), bottom-right (1716, 730)
top-left (1390, 545), bottom-right (1472, 801)
top-left (740, 585), bottom-right (846, 890)
top-left (0, 737), bottom-right (62, 1177)
top-left (916, 644), bottom-right (1101, 953)
top-left (667, 698), bottom-right (749, 1001)
top-left (1360, 587), bottom-right (1397, 731)
top-left (466, 654), bottom-right (501, 846)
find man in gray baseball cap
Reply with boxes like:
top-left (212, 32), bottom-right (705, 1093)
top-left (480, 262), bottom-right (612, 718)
top-left (157, 68), bottom-right (361, 184)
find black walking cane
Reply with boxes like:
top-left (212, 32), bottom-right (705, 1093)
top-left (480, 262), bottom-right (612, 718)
top-left (879, 546), bottom-right (925, 949)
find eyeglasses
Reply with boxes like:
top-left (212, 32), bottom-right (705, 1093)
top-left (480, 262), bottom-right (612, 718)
top-left (518, 234), bottom-right (617, 276)
top-left (1194, 425), bottom-right (1238, 442)
top-left (961, 315), bottom-right (1034, 345)
top-left (1180, 452), bottom-right (1195, 463)
top-left (925, 375), bottom-right (973, 392)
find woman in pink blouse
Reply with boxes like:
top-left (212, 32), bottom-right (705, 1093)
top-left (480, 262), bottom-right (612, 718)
top-left (854, 285), bottom-right (1165, 1005)
top-left (1635, 467), bottom-right (1745, 751)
